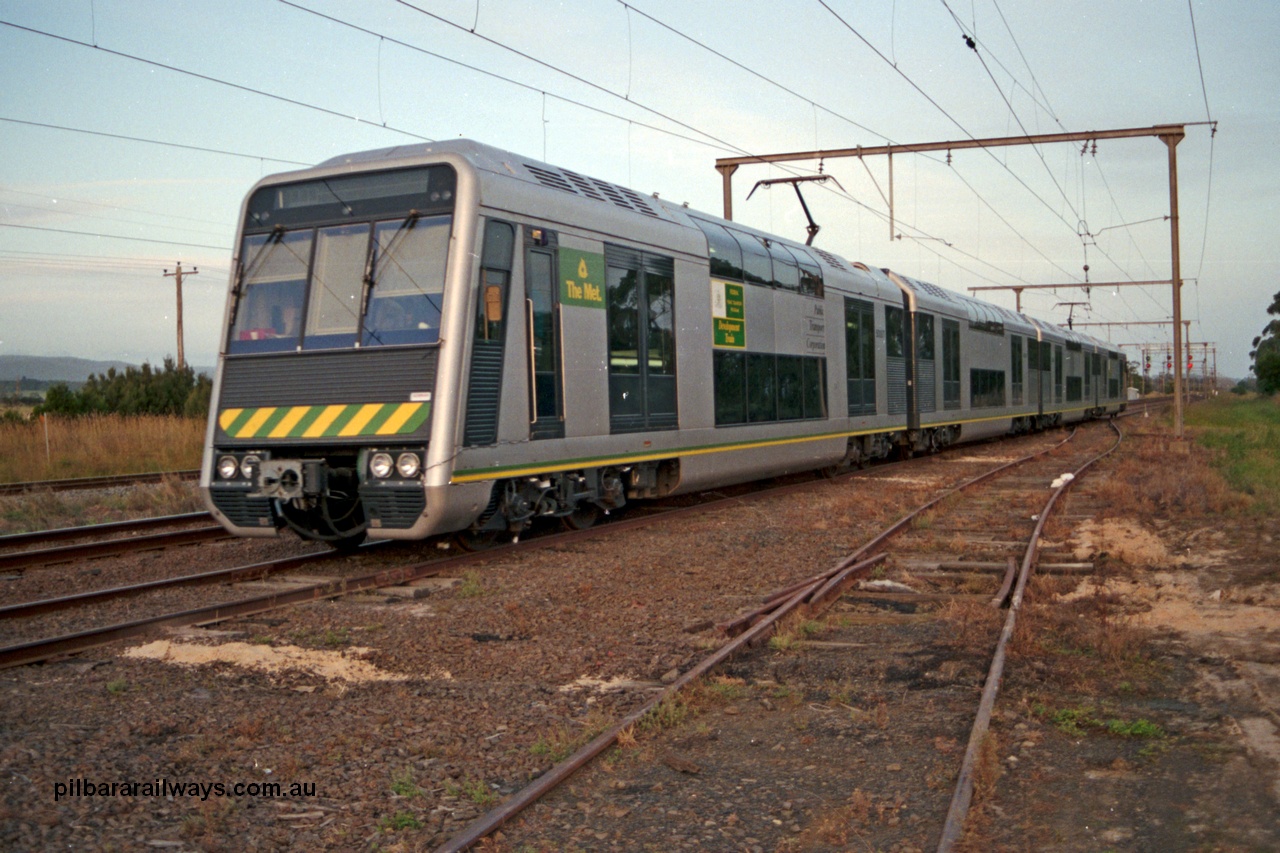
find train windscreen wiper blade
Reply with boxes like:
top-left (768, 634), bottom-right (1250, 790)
top-left (360, 211), bottom-right (419, 342)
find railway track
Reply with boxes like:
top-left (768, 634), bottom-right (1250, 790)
top-left (436, 420), bottom-right (1122, 851)
top-left (0, 426), bottom-right (1089, 674)
top-left (0, 468), bottom-right (199, 496)
top-left (0, 514), bottom-right (225, 573)
top-left (0, 420), bottom-right (1126, 851)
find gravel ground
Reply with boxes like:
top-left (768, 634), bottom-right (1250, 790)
top-left (1, 424), bottom-right (1276, 852)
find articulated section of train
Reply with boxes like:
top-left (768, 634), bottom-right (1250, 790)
top-left (201, 140), bottom-right (1126, 547)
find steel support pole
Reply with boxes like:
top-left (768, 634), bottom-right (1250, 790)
top-left (1164, 133), bottom-right (1184, 438)
top-left (717, 163), bottom-right (737, 221)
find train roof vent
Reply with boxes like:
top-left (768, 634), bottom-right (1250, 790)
top-left (811, 247), bottom-right (847, 271)
top-left (523, 164), bottom-right (661, 218)
top-left (916, 280), bottom-right (954, 301)
top-left (524, 164), bottom-right (575, 194)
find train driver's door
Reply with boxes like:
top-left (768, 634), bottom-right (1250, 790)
top-left (525, 226), bottom-right (564, 439)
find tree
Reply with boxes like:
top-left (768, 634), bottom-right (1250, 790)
top-left (1250, 289), bottom-right (1280, 395)
top-left (34, 359), bottom-right (211, 417)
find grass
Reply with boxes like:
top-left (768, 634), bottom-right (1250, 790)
top-left (389, 768), bottom-right (421, 798)
top-left (443, 778), bottom-right (497, 806)
top-left (456, 571), bottom-right (486, 598)
top-left (1185, 395), bottom-right (1280, 513)
top-left (0, 413), bottom-right (205, 483)
top-left (1036, 703), bottom-right (1166, 741)
top-left (0, 475), bottom-right (205, 535)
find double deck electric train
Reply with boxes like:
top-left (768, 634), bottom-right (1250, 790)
top-left (201, 139), bottom-right (1126, 547)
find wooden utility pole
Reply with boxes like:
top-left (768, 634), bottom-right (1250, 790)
top-left (162, 263), bottom-right (198, 370)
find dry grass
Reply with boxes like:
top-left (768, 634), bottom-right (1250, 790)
top-left (0, 475), bottom-right (205, 535)
top-left (0, 414), bottom-right (204, 483)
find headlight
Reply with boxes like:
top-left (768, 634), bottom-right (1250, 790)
top-left (217, 455), bottom-right (239, 480)
top-left (396, 452), bottom-right (421, 479)
top-left (370, 452), bottom-right (394, 479)
top-left (240, 454), bottom-right (261, 480)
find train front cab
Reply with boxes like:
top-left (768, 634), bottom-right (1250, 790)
top-left (202, 150), bottom-right (490, 545)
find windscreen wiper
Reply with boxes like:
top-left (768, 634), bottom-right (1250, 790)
top-left (228, 225), bottom-right (284, 327)
top-left (360, 211), bottom-right (419, 344)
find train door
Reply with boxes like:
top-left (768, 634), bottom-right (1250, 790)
top-left (886, 305), bottom-right (908, 418)
top-left (1054, 345), bottom-right (1064, 405)
top-left (462, 219), bottom-right (515, 447)
top-left (525, 226), bottom-right (564, 440)
top-left (915, 312), bottom-right (936, 415)
top-left (942, 319), bottom-right (961, 410)
top-left (1028, 336), bottom-right (1042, 417)
top-left (605, 245), bottom-right (677, 433)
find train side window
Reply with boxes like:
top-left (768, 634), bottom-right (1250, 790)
top-left (735, 231), bottom-right (772, 287)
top-left (792, 248), bottom-right (824, 297)
top-left (478, 220), bottom-right (514, 340)
top-left (1009, 333), bottom-right (1023, 405)
top-left (916, 313), bottom-right (935, 361)
top-left (692, 219), bottom-right (744, 281)
top-left (970, 368), bottom-right (1006, 408)
top-left (885, 306), bottom-right (905, 358)
top-left (770, 243), bottom-right (801, 292)
top-left (845, 298), bottom-right (876, 416)
top-left (777, 356), bottom-right (805, 418)
top-left (803, 357), bottom-right (827, 419)
top-left (713, 351), bottom-right (747, 425)
top-left (1054, 346), bottom-right (1064, 403)
top-left (943, 319), bottom-right (961, 409)
top-left (228, 229), bottom-right (314, 354)
top-left (746, 353), bottom-right (777, 422)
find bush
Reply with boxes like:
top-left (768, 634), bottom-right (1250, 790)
top-left (34, 359), bottom-right (211, 418)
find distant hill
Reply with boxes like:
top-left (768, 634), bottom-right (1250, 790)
top-left (0, 355), bottom-right (215, 386)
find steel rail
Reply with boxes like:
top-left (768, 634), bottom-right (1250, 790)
top-left (936, 419), bottom-right (1123, 852)
top-left (0, 469), bottom-right (199, 496)
top-left (0, 550), bottom-right (447, 669)
top-left (0, 548), bottom-right (336, 620)
top-left (718, 426), bottom-right (1079, 636)
top-left (0, 512), bottom-right (212, 549)
top-left (434, 553), bottom-right (888, 853)
top-left (0, 525), bottom-right (229, 573)
top-left (436, 424), bottom-right (1100, 851)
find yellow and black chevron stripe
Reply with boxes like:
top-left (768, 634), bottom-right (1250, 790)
top-left (218, 402), bottom-right (430, 440)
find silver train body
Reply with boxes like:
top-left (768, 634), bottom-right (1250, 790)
top-left (201, 140), bottom-right (1127, 545)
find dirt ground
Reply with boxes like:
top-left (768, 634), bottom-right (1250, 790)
top-left (0, 428), bottom-right (1276, 851)
top-left (493, 444), bottom-right (1280, 852)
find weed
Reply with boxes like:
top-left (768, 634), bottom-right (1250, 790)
top-left (703, 676), bottom-right (748, 703)
top-left (444, 778), bottom-right (497, 806)
top-left (456, 571), bottom-right (486, 598)
top-left (1040, 704), bottom-right (1166, 741)
top-left (639, 695), bottom-right (689, 733)
top-left (769, 631), bottom-right (798, 652)
top-left (390, 768), bottom-right (421, 798)
top-left (321, 628), bottom-right (350, 648)
top-left (106, 679), bottom-right (128, 695)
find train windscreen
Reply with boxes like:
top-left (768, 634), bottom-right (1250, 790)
top-left (228, 165), bottom-right (456, 355)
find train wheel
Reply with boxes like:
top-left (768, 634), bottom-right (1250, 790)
top-left (562, 502), bottom-right (601, 531)
top-left (454, 527), bottom-right (507, 551)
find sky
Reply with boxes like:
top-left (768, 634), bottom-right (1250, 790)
top-left (0, 0), bottom-right (1275, 380)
